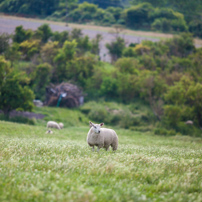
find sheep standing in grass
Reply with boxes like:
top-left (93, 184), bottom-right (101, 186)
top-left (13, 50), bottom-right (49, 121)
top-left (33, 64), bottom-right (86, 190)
top-left (87, 121), bottom-right (118, 152)
top-left (47, 121), bottom-right (61, 130)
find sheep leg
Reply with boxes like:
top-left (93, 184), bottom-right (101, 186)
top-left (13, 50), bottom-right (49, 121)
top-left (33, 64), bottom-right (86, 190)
top-left (92, 146), bottom-right (95, 152)
top-left (97, 145), bottom-right (103, 152)
top-left (105, 146), bottom-right (110, 151)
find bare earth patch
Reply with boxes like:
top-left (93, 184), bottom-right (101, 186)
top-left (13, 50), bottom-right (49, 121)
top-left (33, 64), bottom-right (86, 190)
top-left (0, 14), bottom-right (202, 61)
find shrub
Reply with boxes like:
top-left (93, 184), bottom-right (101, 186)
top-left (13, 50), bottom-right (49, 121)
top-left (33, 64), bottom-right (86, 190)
top-left (165, 33), bottom-right (195, 58)
top-left (115, 57), bottom-right (140, 74)
top-left (88, 105), bottom-right (110, 123)
top-left (0, 33), bottom-right (10, 54)
top-left (123, 3), bottom-right (154, 29)
top-left (163, 105), bottom-right (182, 128)
top-left (34, 24), bottom-right (53, 43)
top-left (134, 44), bottom-right (151, 55)
top-left (106, 37), bottom-right (126, 62)
top-left (151, 18), bottom-right (172, 32)
top-left (171, 19), bottom-right (188, 32)
top-left (150, 8), bottom-right (184, 21)
top-left (189, 20), bottom-right (202, 38)
top-left (19, 40), bottom-right (40, 60)
top-left (129, 125), bottom-right (153, 132)
top-left (122, 47), bottom-right (136, 57)
top-left (0, 114), bottom-right (36, 125)
top-left (99, 77), bottom-right (118, 98)
top-left (176, 122), bottom-right (201, 137)
top-left (13, 26), bottom-right (33, 44)
top-left (31, 63), bottom-right (52, 101)
top-left (153, 127), bottom-right (176, 136)
top-left (119, 110), bottom-right (142, 129)
top-left (10, 116), bottom-right (36, 125)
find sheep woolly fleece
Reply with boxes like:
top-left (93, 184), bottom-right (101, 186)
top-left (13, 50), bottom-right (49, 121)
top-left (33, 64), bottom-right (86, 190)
top-left (47, 121), bottom-right (61, 129)
top-left (87, 121), bottom-right (118, 151)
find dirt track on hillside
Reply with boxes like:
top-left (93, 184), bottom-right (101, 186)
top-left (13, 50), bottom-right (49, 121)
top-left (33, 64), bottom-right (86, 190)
top-left (0, 15), bottom-right (161, 62)
top-left (1, 15), bottom-right (202, 62)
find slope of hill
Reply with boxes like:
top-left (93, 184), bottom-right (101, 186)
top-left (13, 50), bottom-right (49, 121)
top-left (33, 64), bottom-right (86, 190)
top-left (1, 15), bottom-right (202, 62)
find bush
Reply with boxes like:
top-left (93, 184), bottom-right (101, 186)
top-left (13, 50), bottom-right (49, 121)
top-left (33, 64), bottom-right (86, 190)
top-left (189, 20), bottom-right (202, 38)
top-left (99, 77), bottom-right (118, 98)
top-left (123, 3), bottom-right (154, 29)
top-left (0, 114), bottom-right (36, 125)
top-left (150, 8), bottom-right (183, 21)
top-left (153, 127), bottom-right (176, 136)
top-left (151, 18), bottom-right (172, 32)
top-left (13, 26), bottom-right (33, 44)
top-left (119, 110), bottom-right (142, 129)
top-left (163, 105), bottom-right (182, 128)
top-left (19, 40), bottom-right (40, 60)
top-left (115, 57), bottom-right (140, 74)
top-left (129, 125), bottom-right (153, 132)
top-left (171, 19), bottom-right (188, 32)
top-left (176, 122), bottom-right (201, 137)
top-left (31, 63), bottom-right (53, 101)
top-left (88, 105), bottom-right (110, 124)
top-left (122, 47), bottom-right (136, 57)
top-left (0, 33), bottom-right (10, 54)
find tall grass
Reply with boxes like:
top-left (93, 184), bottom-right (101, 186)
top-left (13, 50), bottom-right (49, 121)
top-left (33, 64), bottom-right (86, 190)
top-left (0, 120), bottom-right (202, 201)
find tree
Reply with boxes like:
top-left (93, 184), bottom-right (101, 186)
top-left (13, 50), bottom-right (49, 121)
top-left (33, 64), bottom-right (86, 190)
top-left (4, 43), bottom-right (21, 67)
top-left (189, 20), bottom-right (202, 38)
top-left (40, 41), bottom-right (59, 65)
top-left (0, 58), bottom-right (35, 118)
top-left (106, 37), bottom-right (126, 63)
top-left (0, 33), bottom-right (10, 54)
top-left (19, 40), bottom-right (40, 60)
top-left (122, 3), bottom-right (154, 29)
top-left (32, 63), bottom-right (52, 101)
top-left (13, 25), bottom-right (33, 43)
top-left (0, 56), bottom-right (10, 90)
top-left (91, 34), bottom-right (102, 57)
top-left (166, 33), bottom-right (195, 58)
top-left (53, 40), bottom-right (77, 82)
top-left (35, 24), bottom-right (53, 43)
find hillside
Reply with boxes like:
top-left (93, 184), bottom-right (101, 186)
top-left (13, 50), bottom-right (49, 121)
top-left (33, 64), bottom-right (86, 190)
top-left (0, 15), bottom-right (202, 63)
top-left (1, 15), bottom-right (202, 136)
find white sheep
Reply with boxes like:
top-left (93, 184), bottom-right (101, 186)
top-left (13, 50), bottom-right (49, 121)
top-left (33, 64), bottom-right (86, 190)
top-left (87, 121), bottom-right (118, 152)
top-left (59, 122), bottom-right (64, 129)
top-left (47, 121), bottom-right (61, 129)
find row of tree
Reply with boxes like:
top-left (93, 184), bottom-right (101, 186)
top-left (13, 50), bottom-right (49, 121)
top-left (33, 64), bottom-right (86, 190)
top-left (1, 24), bottom-right (202, 136)
top-left (0, 0), bottom-right (202, 38)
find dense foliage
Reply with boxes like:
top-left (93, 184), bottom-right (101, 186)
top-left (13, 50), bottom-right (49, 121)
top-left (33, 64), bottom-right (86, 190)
top-left (0, 0), bottom-right (202, 38)
top-left (0, 56), bottom-right (34, 117)
top-left (0, 23), bottom-right (202, 136)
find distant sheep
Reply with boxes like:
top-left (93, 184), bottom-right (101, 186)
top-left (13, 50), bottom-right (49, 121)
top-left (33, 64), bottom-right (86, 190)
top-left (87, 121), bottom-right (118, 152)
top-left (46, 130), bottom-right (53, 134)
top-left (47, 121), bottom-right (61, 130)
top-left (185, 120), bottom-right (193, 125)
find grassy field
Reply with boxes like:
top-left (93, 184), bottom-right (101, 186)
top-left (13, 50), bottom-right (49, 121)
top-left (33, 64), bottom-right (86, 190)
top-left (0, 119), bottom-right (202, 202)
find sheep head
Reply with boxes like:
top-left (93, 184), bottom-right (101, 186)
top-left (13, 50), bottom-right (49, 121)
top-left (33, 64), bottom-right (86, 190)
top-left (89, 121), bottom-right (104, 133)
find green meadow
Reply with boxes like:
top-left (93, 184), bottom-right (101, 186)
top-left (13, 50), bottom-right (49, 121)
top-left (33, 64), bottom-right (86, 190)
top-left (0, 117), bottom-right (202, 202)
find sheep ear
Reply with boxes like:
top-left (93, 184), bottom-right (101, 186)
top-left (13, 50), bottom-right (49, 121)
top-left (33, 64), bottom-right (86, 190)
top-left (100, 123), bottom-right (104, 126)
top-left (89, 121), bottom-right (93, 127)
